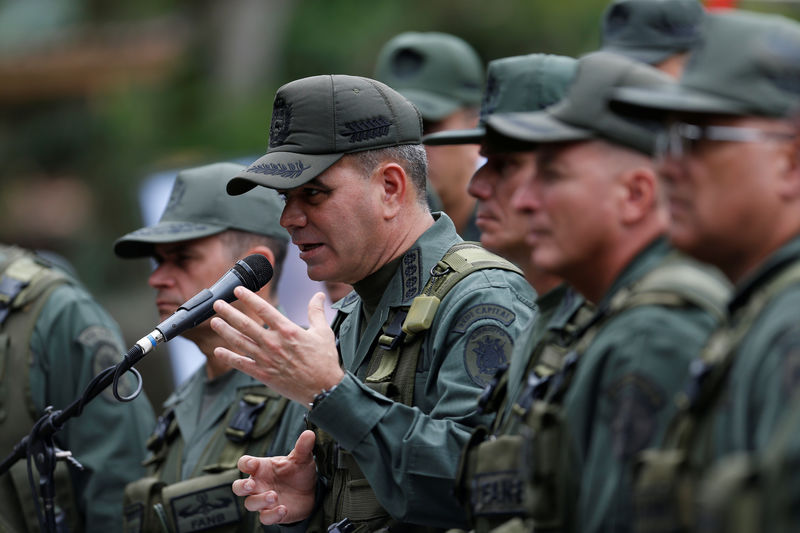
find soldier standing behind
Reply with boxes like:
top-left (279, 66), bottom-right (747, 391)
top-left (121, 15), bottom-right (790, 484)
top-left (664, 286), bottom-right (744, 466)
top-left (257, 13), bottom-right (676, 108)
top-left (375, 31), bottom-right (485, 240)
top-left (114, 162), bottom-right (304, 533)
top-left (486, 52), bottom-right (730, 532)
top-left (0, 245), bottom-right (156, 532)
top-left (611, 11), bottom-right (800, 533)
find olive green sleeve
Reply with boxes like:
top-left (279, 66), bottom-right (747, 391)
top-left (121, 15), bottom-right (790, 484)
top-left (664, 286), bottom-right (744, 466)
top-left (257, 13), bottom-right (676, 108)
top-left (29, 283), bottom-right (156, 532)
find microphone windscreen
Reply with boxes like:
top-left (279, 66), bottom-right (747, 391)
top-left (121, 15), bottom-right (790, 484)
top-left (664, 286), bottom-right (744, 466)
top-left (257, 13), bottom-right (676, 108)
top-left (235, 254), bottom-right (274, 291)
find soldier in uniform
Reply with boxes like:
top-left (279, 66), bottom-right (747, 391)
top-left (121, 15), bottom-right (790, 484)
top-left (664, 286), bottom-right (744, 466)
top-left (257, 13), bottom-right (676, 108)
top-left (599, 0), bottom-right (705, 78)
top-left (114, 162), bottom-right (305, 533)
top-left (209, 74), bottom-right (537, 531)
top-left (423, 54), bottom-right (595, 532)
top-left (0, 245), bottom-right (156, 532)
top-left (610, 11), bottom-right (800, 532)
top-left (482, 52), bottom-right (730, 532)
top-left (375, 31), bottom-right (485, 241)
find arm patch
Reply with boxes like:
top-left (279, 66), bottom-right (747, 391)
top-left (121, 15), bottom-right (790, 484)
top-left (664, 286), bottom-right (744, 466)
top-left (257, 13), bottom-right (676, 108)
top-left (464, 325), bottom-right (514, 387)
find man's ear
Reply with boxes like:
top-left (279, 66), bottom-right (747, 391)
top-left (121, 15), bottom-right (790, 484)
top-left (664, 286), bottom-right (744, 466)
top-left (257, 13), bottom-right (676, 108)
top-left (376, 162), bottom-right (408, 219)
top-left (618, 165), bottom-right (658, 225)
top-left (776, 136), bottom-right (800, 201)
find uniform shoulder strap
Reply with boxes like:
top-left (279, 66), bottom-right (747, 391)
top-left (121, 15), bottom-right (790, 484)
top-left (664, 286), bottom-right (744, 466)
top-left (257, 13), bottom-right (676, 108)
top-left (610, 252), bottom-right (731, 323)
top-left (402, 242), bottom-right (523, 337)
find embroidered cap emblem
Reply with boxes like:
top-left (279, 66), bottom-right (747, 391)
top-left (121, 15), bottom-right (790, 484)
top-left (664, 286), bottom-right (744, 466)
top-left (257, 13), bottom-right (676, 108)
top-left (340, 116), bottom-right (392, 143)
top-left (248, 161), bottom-right (311, 180)
top-left (269, 97), bottom-right (292, 148)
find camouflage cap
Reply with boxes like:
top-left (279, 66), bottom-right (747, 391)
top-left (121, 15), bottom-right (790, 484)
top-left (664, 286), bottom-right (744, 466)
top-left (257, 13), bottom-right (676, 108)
top-left (612, 10), bottom-right (800, 117)
top-left (227, 75), bottom-right (422, 195)
top-left (600, 0), bottom-right (705, 65)
top-left (486, 52), bottom-right (672, 155)
top-left (423, 53), bottom-right (577, 146)
top-left (374, 31), bottom-right (484, 121)
top-left (115, 162), bottom-right (288, 258)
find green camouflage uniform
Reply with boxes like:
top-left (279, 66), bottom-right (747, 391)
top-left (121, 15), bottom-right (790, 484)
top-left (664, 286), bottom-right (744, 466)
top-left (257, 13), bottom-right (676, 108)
top-left (0, 245), bottom-right (156, 532)
top-left (563, 239), bottom-right (726, 533)
top-left (306, 214), bottom-right (537, 530)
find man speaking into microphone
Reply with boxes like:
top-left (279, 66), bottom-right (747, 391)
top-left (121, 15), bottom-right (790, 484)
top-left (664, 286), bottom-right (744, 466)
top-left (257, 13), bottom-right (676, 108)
top-left (113, 162), bottom-right (305, 533)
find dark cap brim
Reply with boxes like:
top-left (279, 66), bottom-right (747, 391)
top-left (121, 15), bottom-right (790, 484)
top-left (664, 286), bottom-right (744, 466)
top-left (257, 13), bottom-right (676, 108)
top-left (422, 127), bottom-right (485, 145)
top-left (486, 111), bottom-right (595, 144)
top-left (114, 221), bottom-right (226, 258)
top-left (227, 151), bottom-right (345, 195)
top-left (611, 85), bottom-right (752, 116)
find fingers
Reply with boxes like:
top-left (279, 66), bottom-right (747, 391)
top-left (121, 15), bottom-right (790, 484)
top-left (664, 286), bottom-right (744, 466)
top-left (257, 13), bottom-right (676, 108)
top-left (212, 298), bottom-right (269, 345)
top-left (243, 490), bottom-right (279, 512)
top-left (258, 505), bottom-right (288, 525)
top-left (232, 286), bottom-right (288, 330)
top-left (232, 476), bottom-right (256, 497)
top-left (292, 430), bottom-right (317, 464)
top-left (237, 455), bottom-right (261, 476)
top-left (306, 292), bottom-right (329, 331)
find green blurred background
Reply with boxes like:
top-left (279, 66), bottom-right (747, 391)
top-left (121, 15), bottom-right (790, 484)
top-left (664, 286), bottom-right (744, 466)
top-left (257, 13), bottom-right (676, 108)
top-left (0, 0), bottom-right (795, 407)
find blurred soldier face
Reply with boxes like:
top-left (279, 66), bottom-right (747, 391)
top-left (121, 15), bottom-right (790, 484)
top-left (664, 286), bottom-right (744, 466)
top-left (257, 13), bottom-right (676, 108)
top-left (278, 157), bottom-right (386, 284)
top-left (656, 114), bottom-right (797, 281)
top-left (149, 235), bottom-right (236, 344)
top-left (469, 150), bottom-right (536, 263)
top-left (423, 109), bottom-right (481, 199)
top-left (512, 140), bottom-right (621, 279)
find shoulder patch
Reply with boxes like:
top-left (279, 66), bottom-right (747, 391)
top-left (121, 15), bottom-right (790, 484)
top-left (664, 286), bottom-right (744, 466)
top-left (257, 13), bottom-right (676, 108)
top-left (605, 373), bottom-right (666, 460)
top-left (453, 303), bottom-right (516, 333)
top-left (401, 247), bottom-right (423, 300)
top-left (82, 326), bottom-right (134, 402)
top-left (464, 325), bottom-right (514, 388)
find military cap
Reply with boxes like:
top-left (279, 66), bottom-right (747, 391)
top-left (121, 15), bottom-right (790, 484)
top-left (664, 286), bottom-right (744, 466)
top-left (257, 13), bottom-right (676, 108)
top-left (227, 75), bottom-right (422, 194)
top-left (423, 53), bottom-right (577, 146)
top-left (115, 162), bottom-right (288, 258)
top-left (486, 51), bottom-right (672, 155)
top-left (600, 0), bottom-right (705, 65)
top-left (612, 10), bottom-right (800, 118)
top-left (374, 31), bottom-right (484, 121)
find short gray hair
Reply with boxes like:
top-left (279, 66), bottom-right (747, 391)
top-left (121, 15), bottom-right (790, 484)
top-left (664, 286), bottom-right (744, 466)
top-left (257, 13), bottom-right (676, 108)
top-left (348, 144), bottom-right (429, 206)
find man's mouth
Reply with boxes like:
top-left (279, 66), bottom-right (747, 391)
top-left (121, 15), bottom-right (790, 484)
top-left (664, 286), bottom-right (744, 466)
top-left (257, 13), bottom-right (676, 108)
top-left (298, 243), bottom-right (323, 252)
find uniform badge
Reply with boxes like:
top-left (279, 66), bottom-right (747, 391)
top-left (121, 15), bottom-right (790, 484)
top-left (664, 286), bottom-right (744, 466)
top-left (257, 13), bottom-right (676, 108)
top-left (606, 373), bottom-right (666, 459)
top-left (464, 325), bottom-right (514, 387)
top-left (269, 97), bottom-right (292, 148)
top-left (82, 325), bottom-right (135, 402)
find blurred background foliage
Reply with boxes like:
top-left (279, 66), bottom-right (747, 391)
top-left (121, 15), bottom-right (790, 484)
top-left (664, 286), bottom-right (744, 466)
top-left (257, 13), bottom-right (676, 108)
top-left (0, 0), bottom-right (796, 404)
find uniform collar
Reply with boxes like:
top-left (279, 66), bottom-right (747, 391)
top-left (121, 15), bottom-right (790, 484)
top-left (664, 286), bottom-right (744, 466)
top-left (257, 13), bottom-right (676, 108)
top-left (729, 232), bottom-right (800, 312)
top-left (597, 236), bottom-right (671, 309)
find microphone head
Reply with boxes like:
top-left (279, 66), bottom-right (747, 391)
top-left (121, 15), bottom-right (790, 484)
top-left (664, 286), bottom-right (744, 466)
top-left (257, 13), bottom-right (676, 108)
top-left (234, 254), bottom-right (274, 291)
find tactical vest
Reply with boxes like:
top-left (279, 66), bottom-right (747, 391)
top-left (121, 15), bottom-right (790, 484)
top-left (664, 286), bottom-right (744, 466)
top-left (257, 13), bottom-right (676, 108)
top-left (457, 252), bottom-right (730, 533)
top-left (0, 246), bottom-right (82, 533)
top-left (634, 261), bottom-right (800, 533)
top-left (122, 383), bottom-right (289, 533)
top-left (308, 242), bottom-right (524, 533)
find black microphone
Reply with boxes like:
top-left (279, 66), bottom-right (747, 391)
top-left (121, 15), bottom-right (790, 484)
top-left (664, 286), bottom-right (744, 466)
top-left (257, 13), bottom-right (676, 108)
top-left (134, 254), bottom-right (273, 354)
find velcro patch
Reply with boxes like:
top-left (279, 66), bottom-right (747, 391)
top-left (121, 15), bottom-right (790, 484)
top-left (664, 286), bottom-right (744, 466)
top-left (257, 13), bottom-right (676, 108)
top-left (470, 470), bottom-right (526, 517)
top-left (83, 325), bottom-right (133, 402)
top-left (464, 325), bottom-right (514, 388)
top-left (453, 303), bottom-right (516, 333)
top-left (170, 483), bottom-right (240, 533)
top-left (606, 373), bottom-right (666, 460)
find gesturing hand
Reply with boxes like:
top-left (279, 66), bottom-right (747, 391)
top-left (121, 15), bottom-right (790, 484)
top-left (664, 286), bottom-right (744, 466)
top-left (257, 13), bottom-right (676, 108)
top-left (210, 289), bottom-right (344, 406)
top-left (232, 430), bottom-right (318, 524)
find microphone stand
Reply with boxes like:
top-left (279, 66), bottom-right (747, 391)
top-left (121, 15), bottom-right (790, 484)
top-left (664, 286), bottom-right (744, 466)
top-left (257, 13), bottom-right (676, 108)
top-left (0, 334), bottom-right (160, 533)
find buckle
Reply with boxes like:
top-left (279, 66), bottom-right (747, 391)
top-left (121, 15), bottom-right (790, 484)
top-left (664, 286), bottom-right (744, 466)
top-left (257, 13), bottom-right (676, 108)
top-left (225, 396), bottom-right (267, 443)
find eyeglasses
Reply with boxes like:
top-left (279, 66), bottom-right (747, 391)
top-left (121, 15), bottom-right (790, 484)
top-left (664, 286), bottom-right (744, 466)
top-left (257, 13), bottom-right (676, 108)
top-left (655, 122), bottom-right (797, 162)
